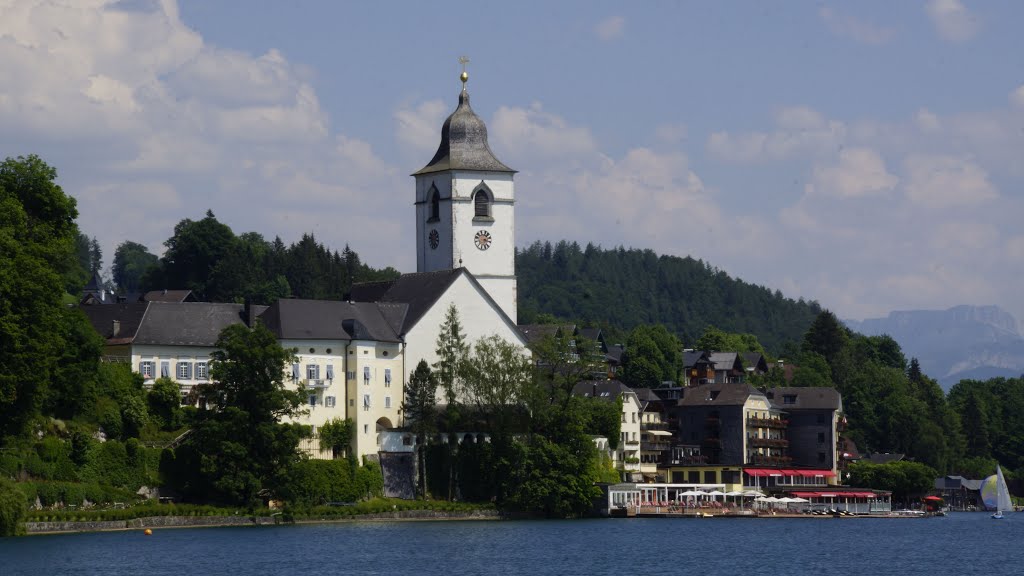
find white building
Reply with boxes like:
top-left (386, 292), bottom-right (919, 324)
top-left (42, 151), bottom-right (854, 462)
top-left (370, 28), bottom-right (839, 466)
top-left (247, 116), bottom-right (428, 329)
top-left (82, 72), bottom-right (528, 463)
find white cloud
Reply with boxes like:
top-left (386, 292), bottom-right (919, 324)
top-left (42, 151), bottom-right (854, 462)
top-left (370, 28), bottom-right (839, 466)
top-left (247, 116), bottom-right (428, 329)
top-left (707, 106), bottom-right (846, 163)
top-left (926, 0), bottom-right (979, 43)
top-left (491, 102), bottom-right (598, 162)
top-left (0, 0), bottom-right (401, 270)
top-left (394, 99), bottom-right (447, 158)
top-left (594, 16), bottom-right (625, 41)
top-left (1010, 85), bottom-right (1024, 109)
top-left (819, 6), bottom-right (894, 45)
top-left (903, 154), bottom-right (997, 208)
top-left (805, 147), bottom-right (898, 198)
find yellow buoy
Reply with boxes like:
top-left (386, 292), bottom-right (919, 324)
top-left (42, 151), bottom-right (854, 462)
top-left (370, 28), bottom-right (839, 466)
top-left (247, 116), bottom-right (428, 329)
top-left (143, 528), bottom-right (153, 536)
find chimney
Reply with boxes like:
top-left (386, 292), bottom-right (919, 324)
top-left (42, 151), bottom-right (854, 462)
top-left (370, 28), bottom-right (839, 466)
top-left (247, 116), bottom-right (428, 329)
top-left (112, 320), bottom-right (120, 338)
top-left (244, 297), bottom-right (256, 327)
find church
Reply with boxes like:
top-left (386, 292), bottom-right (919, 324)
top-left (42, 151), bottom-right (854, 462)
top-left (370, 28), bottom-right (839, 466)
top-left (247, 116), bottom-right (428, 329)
top-left (83, 70), bottom-right (528, 461)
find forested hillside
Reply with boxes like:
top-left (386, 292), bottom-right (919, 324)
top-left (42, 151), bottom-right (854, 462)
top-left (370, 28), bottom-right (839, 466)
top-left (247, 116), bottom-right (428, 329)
top-left (516, 241), bottom-right (822, 354)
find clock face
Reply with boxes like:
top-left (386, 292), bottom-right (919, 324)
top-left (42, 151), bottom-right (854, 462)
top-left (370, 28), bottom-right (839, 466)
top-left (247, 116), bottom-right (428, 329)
top-left (474, 230), bottom-right (492, 251)
top-left (428, 229), bottom-right (439, 249)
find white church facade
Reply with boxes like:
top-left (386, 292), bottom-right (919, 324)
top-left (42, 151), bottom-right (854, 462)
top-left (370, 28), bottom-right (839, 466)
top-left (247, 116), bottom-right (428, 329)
top-left (83, 71), bottom-right (528, 462)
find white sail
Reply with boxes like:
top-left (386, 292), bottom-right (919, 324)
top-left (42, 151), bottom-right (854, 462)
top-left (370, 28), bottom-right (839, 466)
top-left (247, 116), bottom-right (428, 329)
top-left (996, 464), bottom-right (1013, 514)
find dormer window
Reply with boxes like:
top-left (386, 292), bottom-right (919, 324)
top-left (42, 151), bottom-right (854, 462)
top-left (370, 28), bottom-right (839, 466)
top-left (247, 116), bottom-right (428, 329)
top-left (473, 189), bottom-right (492, 219)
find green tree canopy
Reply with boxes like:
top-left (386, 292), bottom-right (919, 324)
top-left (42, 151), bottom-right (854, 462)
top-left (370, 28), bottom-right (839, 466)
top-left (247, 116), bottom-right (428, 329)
top-left (0, 155), bottom-right (81, 435)
top-left (174, 323), bottom-right (307, 506)
top-left (112, 240), bottom-right (158, 293)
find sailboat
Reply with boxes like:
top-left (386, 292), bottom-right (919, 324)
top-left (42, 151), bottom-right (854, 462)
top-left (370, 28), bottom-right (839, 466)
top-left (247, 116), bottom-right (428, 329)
top-left (991, 464), bottom-right (1012, 520)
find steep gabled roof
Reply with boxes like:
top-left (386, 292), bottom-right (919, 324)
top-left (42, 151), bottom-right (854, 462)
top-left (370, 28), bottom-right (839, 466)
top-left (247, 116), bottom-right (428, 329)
top-left (349, 268), bottom-right (522, 342)
top-left (764, 387), bottom-right (842, 411)
top-left (80, 302), bottom-right (150, 344)
top-left (518, 323), bottom-right (574, 344)
top-left (572, 379), bottom-right (634, 401)
top-left (683, 350), bottom-right (713, 368)
top-left (259, 299), bottom-right (401, 343)
top-left (678, 383), bottom-right (763, 407)
top-left (349, 269), bottom-right (462, 334)
top-left (143, 290), bottom-right (195, 303)
top-left (133, 302), bottom-right (247, 347)
top-left (708, 352), bottom-right (741, 371)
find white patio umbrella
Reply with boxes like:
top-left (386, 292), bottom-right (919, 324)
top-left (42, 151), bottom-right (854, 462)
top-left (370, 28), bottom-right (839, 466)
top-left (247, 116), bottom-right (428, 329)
top-left (706, 490), bottom-right (726, 500)
top-left (743, 490), bottom-right (765, 497)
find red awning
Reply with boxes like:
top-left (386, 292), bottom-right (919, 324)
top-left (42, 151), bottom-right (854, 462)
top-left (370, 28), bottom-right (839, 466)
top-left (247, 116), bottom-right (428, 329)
top-left (781, 469), bottom-right (801, 476)
top-left (923, 496), bottom-right (943, 501)
top-left (744, 468), bottom-right (771, 476)
top-left (791, 492), bottom-right (819, 498)
top-left (802, 470), bottom-right (836, 477)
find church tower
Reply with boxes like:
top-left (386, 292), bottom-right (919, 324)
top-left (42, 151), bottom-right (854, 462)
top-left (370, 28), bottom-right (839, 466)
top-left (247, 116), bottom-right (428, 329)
top-left (413, 67), bottom-right (517, 322)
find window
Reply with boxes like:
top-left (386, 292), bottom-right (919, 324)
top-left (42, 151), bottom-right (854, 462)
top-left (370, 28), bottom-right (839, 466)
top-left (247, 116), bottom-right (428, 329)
top-left (704, 470), bottom-right (717, 484)
top-left (428, 185), bottom-right (440, 221)
top-left (177, 362), bottom-right (192, 380)
top-left (326, 365), bottom-right (334, 380)
top-left (621, 412), bottom-right (626, 423)
top-left (195, 361), bottom-right (208, 381)
top-left (364, 424), bottom-right (368, 434)
top-left (363, 366), bottom-right (371, 383)
top-left (818, 452), bottom-right (827, 463)
top-left (363, 394), bottom-right (370, 410)
top-left (688, 471), bottom-right (700, 483)
top-left (349, 399), bottom-right (354, 407)
top-left (783, 394), bottom-right (797, 405)
top-left (309, 395), bottom-right (317, 407)
top-left (346, 371), bottom-right (356, 380)
top-left (385, 368), bottom-right (392, 387)
top-left (817, 432), bottom-right (826, 443)
top-left (631, 412), bottom-right (636, 423)
top-left (816, 413), bottom-right (826, 424)
top-left (139, 361), bottom-right (154, 379)
top-left (474, 189), bottom-right (491, 218)
top-left (325, 396), bottom-right (336, 408)
top-left (291, 363), bottom-right (300, 381)
top-left (306, 364), bottom-right (320, 380)
top-left (385, 396), bottom-right (392, 409)
top-left (160, 361), bottom-right (170, 378)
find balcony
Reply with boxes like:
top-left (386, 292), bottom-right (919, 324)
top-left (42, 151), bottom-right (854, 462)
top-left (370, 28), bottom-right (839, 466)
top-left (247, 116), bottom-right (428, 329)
top-left (305, 379), bottom-right (329, 389)
top-left (748, 437), bottom-right (789, 448)
top-left (747, 454), bottom-right (793, 466)
top-left (667, 455), bottom-right (709, 465)
top-left (747, 417), bottom-right (788, 429)
top-left (641, 441), bottom-right (670, 452)
top-left (641, 421), bottom-right (671, 431)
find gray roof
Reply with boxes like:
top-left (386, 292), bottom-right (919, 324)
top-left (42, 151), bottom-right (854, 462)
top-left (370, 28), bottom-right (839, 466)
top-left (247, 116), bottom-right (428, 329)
top-left (349, 269), bottom-right (462, 335)
top-left (143, 289), bottom-right (195, 303)
top-left (518, 323), bottom-right (573, 344)
top-left (259, 299), bottom-right (402, 343)
top-left (683, 350), bottom-right (712, 368)
top-left (412, 89), bottom-right (515, 175)
top-left (349, 268), bottom-right (521, 341)
top-left (934, 475), bottom-right (984, 491)
top-left (764, 387), bottom-right (843, 411)
top-left (572, 380), bottom-right (633, 400)
top-left (708, 352), bottom-right (740, 371)
top-left (677, 383), bottom-right (763, 407)
top-left (81, 302), bottom-right (150, 344)
top-left (133, 302), bottom-right (250, 347)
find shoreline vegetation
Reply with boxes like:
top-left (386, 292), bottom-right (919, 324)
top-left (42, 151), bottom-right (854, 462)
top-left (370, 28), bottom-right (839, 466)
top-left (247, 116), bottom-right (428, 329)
top-left (22, 499), bottom-right (498, 535)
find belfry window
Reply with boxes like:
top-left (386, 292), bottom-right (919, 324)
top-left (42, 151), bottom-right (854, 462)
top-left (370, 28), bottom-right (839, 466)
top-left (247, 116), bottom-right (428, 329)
top-left (474, 189), bottom-right (491, 218)
top-left (428, 184), bottom-right (440, 221)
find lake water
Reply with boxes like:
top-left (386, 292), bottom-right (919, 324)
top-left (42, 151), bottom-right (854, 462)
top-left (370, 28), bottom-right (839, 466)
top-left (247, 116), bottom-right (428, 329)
top-left (2, 513), bottom-right (1022, 575)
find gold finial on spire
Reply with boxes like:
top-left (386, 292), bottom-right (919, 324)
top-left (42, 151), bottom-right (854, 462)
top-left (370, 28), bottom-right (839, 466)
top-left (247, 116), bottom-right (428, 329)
top-left (459, 55), bottom-right (470, 88)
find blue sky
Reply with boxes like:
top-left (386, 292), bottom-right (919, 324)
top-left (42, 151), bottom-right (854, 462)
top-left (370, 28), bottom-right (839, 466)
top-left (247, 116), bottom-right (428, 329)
top-left (2, 0), bottom-right (1023, 325)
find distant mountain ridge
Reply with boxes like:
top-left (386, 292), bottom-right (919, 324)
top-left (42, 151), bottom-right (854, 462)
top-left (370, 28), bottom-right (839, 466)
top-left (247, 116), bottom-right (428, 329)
top-left (845, 305), bottom-right (1024, 389)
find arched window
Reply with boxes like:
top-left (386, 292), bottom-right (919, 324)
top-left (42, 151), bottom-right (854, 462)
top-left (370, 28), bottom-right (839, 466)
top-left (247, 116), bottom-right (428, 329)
top-left (474, 189), bottom-right (491, 218)
top-left (428, 184), bottom-right (440, 221)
